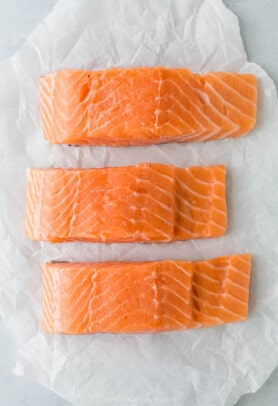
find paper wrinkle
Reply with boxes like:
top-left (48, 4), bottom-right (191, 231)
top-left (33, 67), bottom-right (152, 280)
top-left (0, 0), bottom-right (278, 405)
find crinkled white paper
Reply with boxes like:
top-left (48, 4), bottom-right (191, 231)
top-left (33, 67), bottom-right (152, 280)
top-left (0, 0), bottom-right (278, 405)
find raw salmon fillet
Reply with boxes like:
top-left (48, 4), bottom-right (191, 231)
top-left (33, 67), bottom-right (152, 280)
top-left (25, 163), bottom-right (227, 243)
top-left (39, 67), bottom-right (257, 146)
top-left (41, 254), bottom-right (251, 334)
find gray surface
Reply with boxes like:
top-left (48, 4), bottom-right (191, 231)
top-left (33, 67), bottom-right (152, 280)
top-left (224, 0), bottom-right (278, 89)
top-left (0, 0), bottom-right (277, 405)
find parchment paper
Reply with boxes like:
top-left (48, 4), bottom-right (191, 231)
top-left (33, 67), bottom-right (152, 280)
top-left (0, 0), bottom-right (277, 405)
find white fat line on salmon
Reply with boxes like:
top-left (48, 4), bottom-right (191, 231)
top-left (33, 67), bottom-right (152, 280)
top-left (164, 93), bottom-right (206, 133)
top-left (230, 73), bottom-right (257, 90)
top-left (206, 83), bottom-right (253, 120)
top-left (165, 301), bottom-right (194, 322)
top-left (176, 178), bottom-right (217, 199)
top-left (227, 264), bottom-right (251, 280)
top-left (168, 73), bottom-right (220, 130)
top-left (176, 210), bottom-right (208, 226)
top-left (193, 282), bottom-right (249, 307)
top-left (210, 73), bottom-right (257, 106)
top-left (209, 220), bottom-right (226, 231)
top-left (160, 285), bottom-right (190, 306)
top-left (167, 261), bottom-right (192, 278)
top-left (195, 87), bottom-right (240, 137)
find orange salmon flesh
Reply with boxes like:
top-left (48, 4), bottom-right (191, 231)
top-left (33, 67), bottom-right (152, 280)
top-left (41, 254), bottom-right (251, 334)
top-left (39, 67), bottom-right (257, 146)
top-left (25, 163), bottom-right (227, 243)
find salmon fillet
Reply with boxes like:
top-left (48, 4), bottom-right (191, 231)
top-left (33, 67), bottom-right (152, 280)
top-left (41, 254), bottom-right (251, 334)
top-left (25, 163), bottom-right (227, 243)
top-left (39, 67), bottom-right (257, 146)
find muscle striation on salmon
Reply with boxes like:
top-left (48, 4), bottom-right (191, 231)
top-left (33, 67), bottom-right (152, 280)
top-left (39, 67), bottom-right (257, 146)
top-left (24, 163), bottom-right (227, 243)
top-left (41, 254), bottom-right (251, 334)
